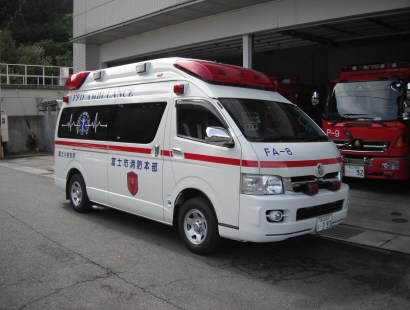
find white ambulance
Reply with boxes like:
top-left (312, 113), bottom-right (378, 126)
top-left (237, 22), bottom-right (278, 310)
top-left (54, 58), bottom-right (348, 254)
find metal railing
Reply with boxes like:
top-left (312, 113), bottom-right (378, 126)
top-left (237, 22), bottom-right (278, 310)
top-left (0, 63), bottom-right (73, 86)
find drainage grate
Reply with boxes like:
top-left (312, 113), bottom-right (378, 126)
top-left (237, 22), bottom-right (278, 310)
top-left (318, 225), bottom-right (365, 240)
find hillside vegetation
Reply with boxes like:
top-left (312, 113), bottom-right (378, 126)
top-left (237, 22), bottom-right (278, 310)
top-left (0, 0), bottom-right (73, 67)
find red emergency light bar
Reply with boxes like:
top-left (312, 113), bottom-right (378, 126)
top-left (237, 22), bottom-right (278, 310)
top-left (66, 71), bottom-right (90, 90)
top-left (174, 60), bottom-right (274, 90)
top-left (342, 62), bottom-right (410, 72)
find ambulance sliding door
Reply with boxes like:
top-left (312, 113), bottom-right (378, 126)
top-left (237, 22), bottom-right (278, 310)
top-left (107, 99), bottom-right (168, 222)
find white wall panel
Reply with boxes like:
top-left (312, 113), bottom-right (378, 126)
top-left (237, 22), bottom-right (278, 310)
top-left (73, 43), bottom-right (86, 72)
top-left (98, 0), bottom-right (410, 64)
top-left (73, 0), bottom-right (197, 37)
top-left (85, 45), bottom-right (101, 70)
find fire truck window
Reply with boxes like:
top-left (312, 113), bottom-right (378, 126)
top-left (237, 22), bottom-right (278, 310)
top-left (332, 81), bottom-right (399, 120)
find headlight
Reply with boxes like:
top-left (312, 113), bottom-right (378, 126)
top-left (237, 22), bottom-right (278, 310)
top-left (241, 174), bottom-right (284, 195)
top-left (380, 161), bottom-right (400, 170)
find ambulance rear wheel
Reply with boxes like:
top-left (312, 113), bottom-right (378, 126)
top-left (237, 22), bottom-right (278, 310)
top-left (68, 173), bottom-right (92, 213)
top-left (178, 197), bottom-right (220, 254)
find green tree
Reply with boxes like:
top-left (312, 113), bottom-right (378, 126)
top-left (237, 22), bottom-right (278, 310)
top-left (17, 45), bottom-right (52, 66)
top-left (0, 0), bottom-right (72, 66)
top-left (0, 29), bottom-right (17, 63)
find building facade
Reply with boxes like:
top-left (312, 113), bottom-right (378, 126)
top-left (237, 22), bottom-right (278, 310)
top-left (0, 64), bottom-right (71, 154)
top-left (72, 0), bottom-right (410, 86)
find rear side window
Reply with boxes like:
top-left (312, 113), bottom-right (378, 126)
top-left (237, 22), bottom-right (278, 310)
top-left (111, 102), bottom-right (166, 143)
top-left (58, 102), bottom-right (167, 144)
top-left (58, 105), bottom-right (111, 140)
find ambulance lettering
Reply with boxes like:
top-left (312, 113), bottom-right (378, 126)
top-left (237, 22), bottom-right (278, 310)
top-left (57, 151), bottom-right (76, 158)
top-left (71, 89), bottom-right (134, 102)
top-left (264, 147), bottom-right (293, 157)
top-left (111, 157), bottom-right (158, 173)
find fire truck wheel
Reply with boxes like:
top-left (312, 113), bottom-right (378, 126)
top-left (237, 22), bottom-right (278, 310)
top-left (178, 197), bottom-right (220, 254)
top-left (68, 173), bottom-right (92, 213)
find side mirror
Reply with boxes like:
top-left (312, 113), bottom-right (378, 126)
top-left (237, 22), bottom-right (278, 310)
top-left (401, 83), bottom-right (410, 120)
top-left (406, 82), bottom-right (410, 101)
top-left (205, 127), bottom-right (234, 148)
top-left (390, 81), bottom-right (402, 92)
top-left (312, 91), bottom-right (320, 106)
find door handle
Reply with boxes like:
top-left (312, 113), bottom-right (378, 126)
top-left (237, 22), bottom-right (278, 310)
top-left (172, 148), bottom-right (183, 156)
top-left (153, 145), bottom-right (160, 157)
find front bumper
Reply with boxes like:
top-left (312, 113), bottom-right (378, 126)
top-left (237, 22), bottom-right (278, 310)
top-left (237, 184), bottom-right (349, 242)
top-left (343, 156), bottom-right (409, 180)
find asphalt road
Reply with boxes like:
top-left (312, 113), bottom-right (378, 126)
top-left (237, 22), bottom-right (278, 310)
top-left (0, 158), bottom-right (409, 309)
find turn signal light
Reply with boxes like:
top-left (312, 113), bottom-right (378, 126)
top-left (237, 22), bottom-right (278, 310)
top-left (394, 132), bottom-right (409, 148)
top-left (66, 71), bottom-right (90, 90)
top-left (305, 182), bottom-right (319, 195)
top-left (173, 84), bottom-right (185, 95)
top-left (330, 180), bottom-right (341, 191)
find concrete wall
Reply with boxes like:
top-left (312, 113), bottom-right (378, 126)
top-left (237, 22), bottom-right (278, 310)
top-left (5, 114), bottom-right (58, 155)
top-left (1, 86), bottom-right (65, 116)
top-left (1, 86), bottom-right (64, 155)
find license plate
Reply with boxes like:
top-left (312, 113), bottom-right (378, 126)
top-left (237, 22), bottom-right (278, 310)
top-left (344, 164), bottom-right (365, 178)
top-left (316, 214), bottom-right (333, 232)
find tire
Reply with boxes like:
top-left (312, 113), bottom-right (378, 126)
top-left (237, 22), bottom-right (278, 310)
top-left (178, 197), bottom-right (221, 254)
top-left (68, 173), bottom-right (92, 213)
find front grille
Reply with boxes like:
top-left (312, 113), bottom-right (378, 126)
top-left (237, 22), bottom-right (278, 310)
top-left (296, 199), bottom-right (344, 221)
top-left (334, 140), bottom-right (389, 152)
top-left (289, 172), bottom-right (339, 193)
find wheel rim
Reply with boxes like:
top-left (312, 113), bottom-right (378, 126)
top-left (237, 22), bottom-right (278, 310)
top-left (183, 209), bottom-right (208, 245)
top-left (70, 180), bottom-right (82, 207)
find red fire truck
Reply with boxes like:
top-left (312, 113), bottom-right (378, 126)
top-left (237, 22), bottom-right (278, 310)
top-left (320, 62), bottom-right (410, 180)
top-left (270, 75), bottom-right (322, 125)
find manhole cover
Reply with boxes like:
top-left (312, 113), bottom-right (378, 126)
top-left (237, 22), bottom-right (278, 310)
top-left (318, 225), bottom-right (365, 240)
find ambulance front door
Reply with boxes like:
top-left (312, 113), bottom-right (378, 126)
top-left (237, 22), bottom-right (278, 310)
top-left (168, 99), bottom-right (242, 229)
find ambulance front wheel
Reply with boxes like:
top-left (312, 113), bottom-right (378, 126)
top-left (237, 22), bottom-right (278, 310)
top-left (68, 173), bottom-right (92, 213)
top-left (178, 197), bottom-right (221, 254)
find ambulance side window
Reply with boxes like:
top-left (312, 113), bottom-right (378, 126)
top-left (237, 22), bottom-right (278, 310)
top-left (111, 102), bottom-right (166, 144)
top-left (57, 106), bottom-right (111, 140)
top-left (176, 101), bottom-right (226, 142)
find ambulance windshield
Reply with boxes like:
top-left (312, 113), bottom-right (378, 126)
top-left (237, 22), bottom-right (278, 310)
top-left (327, 80), bottom-right (401, 121)
top-left (218, 98), bottom-right (327, 142)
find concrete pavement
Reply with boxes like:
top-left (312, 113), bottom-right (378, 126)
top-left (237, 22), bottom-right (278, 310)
top-left (319, 177), bottom-right (410, 255)
top-left (1, 154), bottom-right (409, 255)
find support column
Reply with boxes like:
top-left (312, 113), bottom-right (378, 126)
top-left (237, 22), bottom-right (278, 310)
top-left (242, 34), bottom-right (253, 69)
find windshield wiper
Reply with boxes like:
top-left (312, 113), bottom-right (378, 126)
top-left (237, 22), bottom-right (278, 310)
top-left (330, 114), bottom-right (367, 125)
top-left (334, 114), bottom-right (388, 127)
top-left (254, 135), bottom-right (326, 142)
top-left (300, 136), bottom-right (330, 142)
top-left (353, 116), bottom-right (388, 127)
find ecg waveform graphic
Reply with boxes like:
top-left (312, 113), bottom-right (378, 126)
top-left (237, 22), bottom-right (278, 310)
top-left (62, 113), bottom-right (108, 134)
